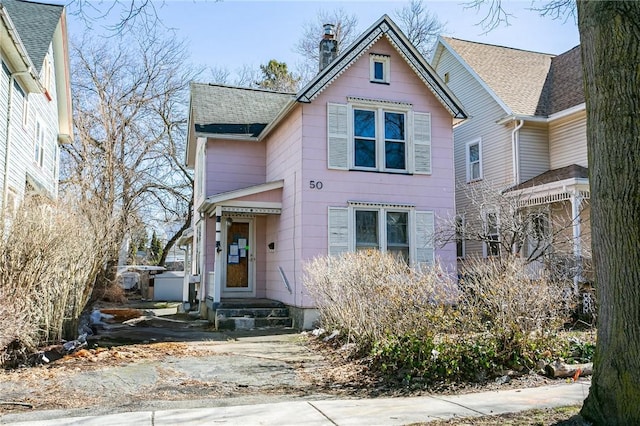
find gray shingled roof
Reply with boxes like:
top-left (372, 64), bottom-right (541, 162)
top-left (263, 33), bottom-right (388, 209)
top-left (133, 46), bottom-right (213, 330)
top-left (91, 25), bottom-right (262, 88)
top-left (190, 83), bottom-right (295, 137)
top-left (2, 0), bottom-right (63, 74)
top-left (536, 46), bottom-right (584, 116)
top-left (443, 37), bottom-right (555, 116)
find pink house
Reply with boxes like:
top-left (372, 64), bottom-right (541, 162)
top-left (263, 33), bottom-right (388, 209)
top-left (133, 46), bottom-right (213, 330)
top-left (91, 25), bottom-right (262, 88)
top-left (184, 15), bottom-right (466, 328)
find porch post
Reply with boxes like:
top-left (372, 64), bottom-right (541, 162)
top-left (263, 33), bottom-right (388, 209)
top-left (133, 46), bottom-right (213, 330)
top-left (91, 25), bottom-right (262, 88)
top-left (213, 205), bottom-right (222, 307)
top-left (571, 191), bottom-right (583, 293)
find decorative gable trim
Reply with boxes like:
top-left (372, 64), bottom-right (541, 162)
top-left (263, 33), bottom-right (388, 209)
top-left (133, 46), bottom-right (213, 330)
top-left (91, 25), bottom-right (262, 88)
top-left (296, 15), bottom-right (467, 121)
top-left (297, 27), bottom-right (385, 103)
top-left (347, 96), bottom-right (412, 108)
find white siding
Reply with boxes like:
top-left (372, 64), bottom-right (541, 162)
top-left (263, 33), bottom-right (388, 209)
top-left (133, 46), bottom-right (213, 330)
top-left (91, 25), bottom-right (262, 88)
top-left (519, 123), bottom-right (550, 182)
top-left (549, 111), bottom-right (588, 169)
top-left (433, 45), bottom-right (514, 258)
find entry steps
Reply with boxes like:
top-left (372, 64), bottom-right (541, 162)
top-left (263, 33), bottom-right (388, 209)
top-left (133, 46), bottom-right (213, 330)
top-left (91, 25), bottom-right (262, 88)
top-left (214, 298), bottom-right (293, 330)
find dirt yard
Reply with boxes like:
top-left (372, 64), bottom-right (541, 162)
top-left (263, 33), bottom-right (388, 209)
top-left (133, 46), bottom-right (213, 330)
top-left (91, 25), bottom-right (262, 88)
top-left (0, 309), bottom-right (586, 424)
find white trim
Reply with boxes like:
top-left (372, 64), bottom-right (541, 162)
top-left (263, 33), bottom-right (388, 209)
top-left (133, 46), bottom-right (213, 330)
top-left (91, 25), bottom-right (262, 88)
top-left (548, 103), bottom-right (586, 122)
top-left (465, 138), bottom-right (482, 182)
top-left (370, 53), bottom-right (390, 83)
top-left (194, 132), bottom-right (259, 141)
top-left (350, 100), bottom-right (411, 173)
top-left (201, 180), bottom-right (284, 207)
top-left (221, 217), bottom-right (256, 297)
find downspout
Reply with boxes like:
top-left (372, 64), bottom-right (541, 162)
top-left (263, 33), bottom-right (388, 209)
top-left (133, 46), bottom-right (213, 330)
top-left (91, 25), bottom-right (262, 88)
top-left (3, 70), bottom-right (31, 215)
top-left (511, 119), bottom-right (524, 185)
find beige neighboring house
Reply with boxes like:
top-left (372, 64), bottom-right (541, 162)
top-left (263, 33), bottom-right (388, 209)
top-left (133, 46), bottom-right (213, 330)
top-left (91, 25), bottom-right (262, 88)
top-left (430, 37), bottom-right (589, 288)
top-left (0, 0), bottom-right (72, 215)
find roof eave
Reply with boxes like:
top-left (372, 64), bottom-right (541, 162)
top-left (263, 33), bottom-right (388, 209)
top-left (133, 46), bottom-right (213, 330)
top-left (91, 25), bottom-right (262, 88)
top-left (297, 16), bottom-right (467, 120)
top-left (436, 36), bottom-right (512, 117)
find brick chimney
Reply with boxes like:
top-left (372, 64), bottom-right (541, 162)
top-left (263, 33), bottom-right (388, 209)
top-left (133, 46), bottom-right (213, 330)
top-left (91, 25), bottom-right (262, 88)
top-left (319, 23), bottom-right (338, 71)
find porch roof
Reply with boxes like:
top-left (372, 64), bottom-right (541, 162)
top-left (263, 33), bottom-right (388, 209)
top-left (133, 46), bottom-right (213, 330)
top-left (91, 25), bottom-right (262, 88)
top-left (199, 180), bottom-right (283, 217)
top-left (504, 165), bottom-right (590, 207)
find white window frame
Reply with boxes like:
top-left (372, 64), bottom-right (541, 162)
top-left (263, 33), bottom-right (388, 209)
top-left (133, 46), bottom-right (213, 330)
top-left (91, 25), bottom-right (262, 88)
top-left (22, 93), bottom-right (28, 128)
top-left (370, 54), bottom-right (390, 84)
top-left (352, 205), bottom-right (413, 262)
top-left (350, 101), bottom-right (410, 173)
top-left (466, 138), bottom-right (483, 182)
top-left (34, 120), bottom-right (45, 168)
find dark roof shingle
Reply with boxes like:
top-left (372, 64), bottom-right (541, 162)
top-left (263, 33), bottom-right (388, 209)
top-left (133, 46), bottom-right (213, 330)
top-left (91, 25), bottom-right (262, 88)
top-left (2, 0), bottom-right (63, 74)
top-left (190, 83), bottom-right (295, 137)
top-left (536, 46), bottom-right (584, 116)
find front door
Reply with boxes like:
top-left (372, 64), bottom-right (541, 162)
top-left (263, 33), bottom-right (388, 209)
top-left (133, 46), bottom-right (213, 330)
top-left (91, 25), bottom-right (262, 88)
top-left (223, 218), bottom-right (254, 296)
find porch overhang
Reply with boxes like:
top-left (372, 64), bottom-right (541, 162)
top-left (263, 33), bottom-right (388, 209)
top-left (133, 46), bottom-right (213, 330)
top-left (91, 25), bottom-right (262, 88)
top-left (507, 177), bottom-right (590, 207)
top-left (198, 180), bottom-right (284, 217)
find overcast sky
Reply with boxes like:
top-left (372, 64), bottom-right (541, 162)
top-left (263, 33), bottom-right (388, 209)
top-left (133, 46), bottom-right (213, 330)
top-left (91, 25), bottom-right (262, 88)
top-left (66, 0), bottom-right (579, 81)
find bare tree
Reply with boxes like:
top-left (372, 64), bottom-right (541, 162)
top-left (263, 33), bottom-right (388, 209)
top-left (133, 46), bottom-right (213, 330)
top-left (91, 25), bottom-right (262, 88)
top-left (438, 181), bottom-right (589, 277)
top-left (294, 8), bottom-right (359, 83)
top-left (394, 0), bottom-right (447, 58)
top-left (61, 28), bottom-right (198, 289)
top-left (69, 0), bottom-right (163, 34)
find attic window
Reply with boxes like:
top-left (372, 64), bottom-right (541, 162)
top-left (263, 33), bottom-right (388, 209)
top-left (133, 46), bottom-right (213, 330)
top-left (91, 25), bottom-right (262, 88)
top-left (370, 54), bottom-right (390, 84)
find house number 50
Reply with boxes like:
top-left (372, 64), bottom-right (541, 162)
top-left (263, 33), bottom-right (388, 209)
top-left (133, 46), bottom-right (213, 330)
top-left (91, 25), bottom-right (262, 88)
top-left (309, 180), bottom-right (324, 190)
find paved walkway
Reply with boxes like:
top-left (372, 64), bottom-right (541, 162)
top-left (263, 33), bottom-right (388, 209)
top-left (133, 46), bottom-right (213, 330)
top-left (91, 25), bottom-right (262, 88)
top-left (2, 381), bottom-right (589, 425)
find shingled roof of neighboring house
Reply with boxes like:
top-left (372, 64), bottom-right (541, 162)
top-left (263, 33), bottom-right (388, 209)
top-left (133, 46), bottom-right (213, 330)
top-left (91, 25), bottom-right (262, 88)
top-left (441, 37), bottom-right (585, 118)
top-left (506, 164), bottom-right (589, 192)
top-left (536, 45), bottom-right (584, 116)
top-left (2, 0), bottom-right (63, 74)
top-left (190, 83), bottom-right (295, 138)
top-left (442, 37), bottom-right (554, 116)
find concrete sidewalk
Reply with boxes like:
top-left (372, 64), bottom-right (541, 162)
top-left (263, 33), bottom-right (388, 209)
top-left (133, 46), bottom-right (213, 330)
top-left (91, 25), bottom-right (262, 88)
top-left (2, 381), bottom-right (589, 425)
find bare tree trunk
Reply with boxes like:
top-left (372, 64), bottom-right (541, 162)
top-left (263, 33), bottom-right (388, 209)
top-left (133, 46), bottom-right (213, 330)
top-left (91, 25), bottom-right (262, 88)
top-left (578, 1), bottom-right (640, 423)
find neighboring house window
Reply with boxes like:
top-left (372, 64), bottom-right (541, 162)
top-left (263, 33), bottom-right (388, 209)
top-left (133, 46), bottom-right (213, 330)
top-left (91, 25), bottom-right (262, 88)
top-left (484, 211), bottom-right (500, 257)
top-left (328, 204), bottom-right (434, 267)
top-left (327, 101), bottom-right (432, 174)
top-left (466, 138), bottom-right (482, 182)
top-left (34, 121), bottom-right (45, 167)
top-left (455, 215), bottom-right (465, 258)
top-left (370, 54), bottom-right (390, 84)
top-left (43, 57), bottom-right (53, 98)
top-left (22, 93), bottom-right (28, 128)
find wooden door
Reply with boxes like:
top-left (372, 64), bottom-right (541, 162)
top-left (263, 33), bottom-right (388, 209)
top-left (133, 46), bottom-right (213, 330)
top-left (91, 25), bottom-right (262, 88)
top-left (225, 221), bottom-right (250, 289)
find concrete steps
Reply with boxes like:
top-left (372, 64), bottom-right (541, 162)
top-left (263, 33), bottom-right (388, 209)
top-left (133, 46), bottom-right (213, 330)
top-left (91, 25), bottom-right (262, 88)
top-left (214, 299), bottom-right (293, 331)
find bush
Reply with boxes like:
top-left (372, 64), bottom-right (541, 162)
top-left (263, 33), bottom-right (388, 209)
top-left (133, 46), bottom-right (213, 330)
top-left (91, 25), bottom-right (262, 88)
top-left (459, 255), bottom-right (576, 356)
top-left (306, 251), bottom-right (579, 384)
top-left (304, 251), bottom-right (457, 353)
top-left (0, 196), bottom-right (106, 366)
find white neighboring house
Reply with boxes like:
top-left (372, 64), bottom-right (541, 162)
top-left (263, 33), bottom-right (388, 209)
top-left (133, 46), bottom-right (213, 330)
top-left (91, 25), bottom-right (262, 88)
top-left (0, 0), bottom-right (72, 215)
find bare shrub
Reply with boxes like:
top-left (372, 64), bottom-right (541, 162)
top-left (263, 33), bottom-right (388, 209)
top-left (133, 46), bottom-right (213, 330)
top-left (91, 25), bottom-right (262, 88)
top-left (0, 195), bottom-right (108, 365)
top-left (304, 250), bottom-right (456, 352)
top-left (459, 255), bottom-right (576, 353)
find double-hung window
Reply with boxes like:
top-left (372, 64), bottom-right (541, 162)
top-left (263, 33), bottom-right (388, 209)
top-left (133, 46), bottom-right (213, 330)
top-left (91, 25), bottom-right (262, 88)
top-left (353, 107), bottom-right (407, 172)
top-left (327, 101), bottom-right (431, 174)
top-left (34, 121), bottom-right (45, 168)
top-left (466, 138), bottom-right (482, 182)
top-left (329, 204), bottom-right (434, 267)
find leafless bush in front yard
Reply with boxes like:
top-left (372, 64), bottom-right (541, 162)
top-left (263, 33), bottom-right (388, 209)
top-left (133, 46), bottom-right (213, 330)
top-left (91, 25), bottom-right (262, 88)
top-left (304, 250), bottom-right (457, 351)
top-left (0, 195), bottom-right (109, 366)
top-left (459, 255), bottom-right (576, 352)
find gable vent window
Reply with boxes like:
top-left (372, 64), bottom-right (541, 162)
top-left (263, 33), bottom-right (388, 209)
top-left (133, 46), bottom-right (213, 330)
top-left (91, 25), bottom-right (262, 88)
top-left (370, 54), bottom-right (390, 84)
